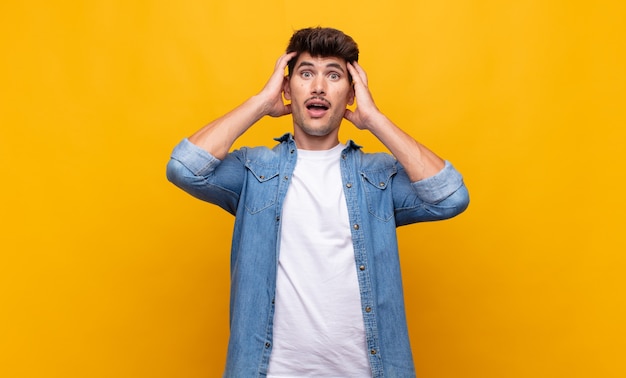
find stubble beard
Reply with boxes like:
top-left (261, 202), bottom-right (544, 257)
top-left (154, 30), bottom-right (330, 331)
top-left (292, 110), bottom-right (343, 137)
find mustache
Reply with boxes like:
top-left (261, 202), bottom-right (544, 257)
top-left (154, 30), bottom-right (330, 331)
top-left (304, 96), bottom-right (331, 107)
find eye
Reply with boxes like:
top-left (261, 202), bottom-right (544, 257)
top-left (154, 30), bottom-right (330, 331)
top-left (329, 72), bottom-right (340, 80)
top-left (301, 71), bottom-right (313, 78)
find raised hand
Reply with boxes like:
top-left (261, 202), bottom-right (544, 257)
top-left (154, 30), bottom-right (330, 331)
top-left (343, 61), bottom-right (382, 130)
top-left (188, 52), bottom-right (297, 158)
top-left (343, 60), bottom-right (445, 181)
top-left (258, 52), bottom-right (297, 118)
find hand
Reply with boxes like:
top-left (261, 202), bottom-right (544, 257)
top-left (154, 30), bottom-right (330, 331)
top-left (343, 61), bottom-right (382, 130)
top-left (257, 52), bottom-right (297, 118)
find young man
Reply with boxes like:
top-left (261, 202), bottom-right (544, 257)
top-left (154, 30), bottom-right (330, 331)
top-left (167, 27), bottom-right (469, 377)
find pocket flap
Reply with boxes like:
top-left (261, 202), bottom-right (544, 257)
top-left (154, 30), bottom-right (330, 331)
top-left (245, 160), bottom-right (279, 183)
top-left (361, 167), bottom-right (397, 190)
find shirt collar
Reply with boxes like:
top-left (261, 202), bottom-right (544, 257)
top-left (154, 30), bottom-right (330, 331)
top-left (274, 133), bottom-right (362, 150)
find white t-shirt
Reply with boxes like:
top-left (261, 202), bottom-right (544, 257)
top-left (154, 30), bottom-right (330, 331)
top-left (267, 144), bottom-right (370, 377)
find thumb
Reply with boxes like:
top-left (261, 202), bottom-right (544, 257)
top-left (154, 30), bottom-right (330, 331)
top-left (343, 108), bottom-right (355, 124)
top-left (277, 103), bottom-right (292, 118)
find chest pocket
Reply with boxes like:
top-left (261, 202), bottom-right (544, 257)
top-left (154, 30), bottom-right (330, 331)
top-left (361, 166), bottom-right (396, 222)
top-left (243, 160), bottom-right (280, 214)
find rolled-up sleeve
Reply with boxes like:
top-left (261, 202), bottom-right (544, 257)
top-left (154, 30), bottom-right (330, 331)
top-left (394, 161), bottom-right (469, 225)
top-left (166, 138), bottom-right (242, 214)
top-left (411, 161), bottom-right (466, 204)
top-left (168, 138), bottom-right (221, 176)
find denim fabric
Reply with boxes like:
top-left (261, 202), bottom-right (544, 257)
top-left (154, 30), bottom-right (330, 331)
top-left (166, 133), bottom-right (469, 377)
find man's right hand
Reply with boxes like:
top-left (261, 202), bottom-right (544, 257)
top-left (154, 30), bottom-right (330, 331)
top-left (257, 52), bottom-right (297, 118)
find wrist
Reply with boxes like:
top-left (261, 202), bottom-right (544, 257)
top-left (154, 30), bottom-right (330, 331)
top-left (362, 111), bottom-right (388, 132)
top-left (248, 94), bottom-right (272, 119)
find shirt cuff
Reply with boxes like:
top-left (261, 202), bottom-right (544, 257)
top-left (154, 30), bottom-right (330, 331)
top-left (411, 161), bottom-right (465, 203)
top-left (170, 138), bottom-right (221, 175)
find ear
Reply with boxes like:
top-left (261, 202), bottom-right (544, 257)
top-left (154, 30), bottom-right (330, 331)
top-left (283, 76), bottom-right (291, 101)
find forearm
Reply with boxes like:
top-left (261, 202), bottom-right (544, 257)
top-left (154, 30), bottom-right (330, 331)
top-left (344, 61), bottom-right (445, 181)
top-left (366, 113), bottom-right (445, 182)
top-left (187, 53), bottom-right (295, 159)
top-left (188, 95), bottom-right (268, 160)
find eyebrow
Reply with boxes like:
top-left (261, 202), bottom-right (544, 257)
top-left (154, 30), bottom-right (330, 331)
top-left (296, 60), bottom-right (345, 73)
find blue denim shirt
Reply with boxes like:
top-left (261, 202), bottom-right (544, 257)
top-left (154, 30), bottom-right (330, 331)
top-left (166, 133), bottom-right (469, 377)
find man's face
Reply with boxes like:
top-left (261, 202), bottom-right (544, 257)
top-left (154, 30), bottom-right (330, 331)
top-left (284, 52), bottom-right (354, 141)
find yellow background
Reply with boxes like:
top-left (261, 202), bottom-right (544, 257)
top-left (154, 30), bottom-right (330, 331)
top-left (1, 1), bottom-right (625, 377)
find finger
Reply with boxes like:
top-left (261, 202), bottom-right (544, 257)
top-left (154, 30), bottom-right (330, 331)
top-left (269, 53), bottom-right (296, 85)
top-left (276, 51), bottom-right (298, 71)
top-left (347, 62), bottom-right (358, 82)
top-left (344, 107), bottom-right (361, 125)
top-left (343, 108), bottom-right (354, 123)
top-left (348, 62), bottom-right (368, 86)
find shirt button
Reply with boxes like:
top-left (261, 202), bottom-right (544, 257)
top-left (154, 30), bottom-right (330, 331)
top-left (359, 265), bottom-right (365, 271)
top-left (265, 342), bottom-right (271, 348)
top-left (259, 175), bottom-right (265, 179)
top-left (371, 349), bottom-right (377, 355)
top-left (379, 182), bottom-right (385, 187)
top-left (346, 183), bottom-right (352, 188)
top-left (365, 306), bottom-right (372, 313)
top-left (284, 176), bottom-right (289, 180)
top-left (353, 224), bottom-right (360, 230)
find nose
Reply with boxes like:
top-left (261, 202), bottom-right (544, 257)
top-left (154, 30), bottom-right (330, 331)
top-left (311, 76), bottom-right (326, 95)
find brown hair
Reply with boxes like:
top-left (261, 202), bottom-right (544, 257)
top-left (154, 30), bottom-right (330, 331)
top-left (286, 27), bottom-right (359, 80)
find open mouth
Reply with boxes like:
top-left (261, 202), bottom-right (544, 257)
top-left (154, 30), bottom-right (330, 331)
top-left (305, 98), bottom-right (330, 117)
top-left (306, 103), bottom-right (329, 111)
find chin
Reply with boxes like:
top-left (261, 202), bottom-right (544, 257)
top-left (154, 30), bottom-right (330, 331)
top-left (300, 125), bottom-right (336, 137)
top-left (297, 117), bottom-right (342, 137)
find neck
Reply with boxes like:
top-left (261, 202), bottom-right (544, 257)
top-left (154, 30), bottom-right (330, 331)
top-left (293, 129), bottom-right (340, 151)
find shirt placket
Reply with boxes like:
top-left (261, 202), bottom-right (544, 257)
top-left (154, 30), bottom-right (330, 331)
top-left (340, 147), bottom-right (384, 376)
